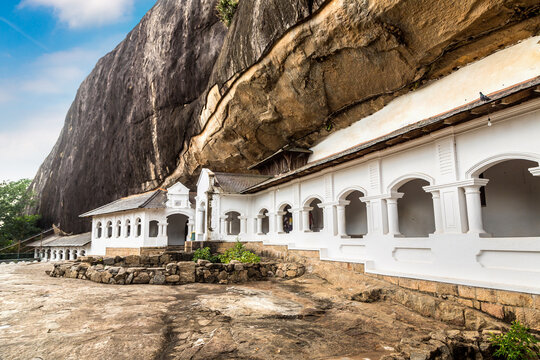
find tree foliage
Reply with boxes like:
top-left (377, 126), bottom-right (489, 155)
top-left (216, 0), bottom-right (238, 27)
top-left (0, 179), bottom-right (41, 251)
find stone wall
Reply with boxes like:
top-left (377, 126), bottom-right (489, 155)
top-left (105, 247), bottom-right (141, 257)
top-left (48, 254), bottom-right (305, 286)
top-left (186, 241), bottom-right (539, 331)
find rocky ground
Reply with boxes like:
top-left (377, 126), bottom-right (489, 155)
top-left (0, 262), bottom-right (500, 360)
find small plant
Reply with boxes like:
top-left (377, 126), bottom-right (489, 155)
top-left (192, 247), bottom-right (220, 263)
top-left (490, 321), bottom-right (539, 360)
top-left (216, 0), bottom-right (238, 27)
top-left (219, 241), bottom-right (260, 264)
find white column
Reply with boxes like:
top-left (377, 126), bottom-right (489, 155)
top-left (197, 209), bottom-right (204, 235)
top-left (239, 216), bottom-right (247, 235)
top-left (256, 216), bottom-right (263, 235)
top-left (34, 248), bottom-right (38, 258)
top-left (276, 211), bottom-right (285, 233)
top-left (336, 200), bottom-right (350, 237)
top-left (430, 190), bottom-right (443, 234)
top-left (187, 220), bottom-right (194, 241)
top-left (291, 208), bottom-right (303, 233)
top-left (463, 180), bottom-right (489, 236)
top-left (386, 193), bottom-right (404, 237)
top-left (302, 207), bottom-right (312, 232)
top-left (365, 201), bottom-right (372, 235)
top-left (219, 217), bottom-right (227, 236)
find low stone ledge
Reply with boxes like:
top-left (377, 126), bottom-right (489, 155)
top-left (48, 257), bottom-right (305, 286)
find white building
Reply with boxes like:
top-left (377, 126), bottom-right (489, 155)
top-left (79, 182), bottom-right (195, 256)
top-left (29, 232), bottom-right (90, 261)
top-left (81, 37), bottom-right (540, 294)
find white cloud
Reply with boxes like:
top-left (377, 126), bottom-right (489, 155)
top-left (19, 48), bottom-right (102, 94)
top-left (0, 108), bottom-right (64, 181)
top-left (0, 37), bottom-right (125, 180)
top-left (20, 0), bottom-right (135, 28)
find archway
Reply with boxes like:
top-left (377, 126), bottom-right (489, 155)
top-left (259, 209), bottom-right (269, 235)
top-left (149, 220), bottom-right (159, 237)
top-left (96, 222), bottom-right (102, 238)
top-left (135, 218), bottom-right (142, 237)
top-left (125, 219), bottom-right (131, 237)
top-left (480, 159), bottom-right (540, 237)
top-left (167, 214), bottom-right (189, 245)
top-left (344, 190), bottom-right (367, 237)
top-left (116, 220), bottom-right (122, 237)
top-left (397, 179), bottom-right (435, 237)
top-left (106, 221), bottom-right (113, 238)
top-left (225, 211), bottom-right (241, 235)
top-left (306, 198), bottom-right (324, 232)
top-left (282, 204), bottom-right (293, 233)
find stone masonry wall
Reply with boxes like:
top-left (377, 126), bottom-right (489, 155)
top-left (186, 241), bottom-right (539, 331)
top-left (48, 253), bottom-right (305, 286)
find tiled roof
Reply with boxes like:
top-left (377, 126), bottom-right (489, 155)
top-left (27, 232), bottom-right (91, 247)
top-left (213, 172), bottom-right (272, 193)
top-left (79, 189), bottom-right (167, 217)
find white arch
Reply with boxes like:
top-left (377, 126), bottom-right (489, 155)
top-left (465, 152), bottom-right (540, 178)
top-left (257, 207), bottom-right (269, 215)
top-left (277, 202), bottom-right (293, 212)
top-left (387, 173), bottom-right (435, 192)
top-left (165, 208), bottom-right (195, 218)
top-left (222, 209), bottom-right (244, 217)
top-left (302, 195), bottom-right (324, 207)
top-left (337, 186), bottom-right (368, 200)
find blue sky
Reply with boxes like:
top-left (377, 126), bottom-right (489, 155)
top-left (0, 0), bottom-right (157, 181)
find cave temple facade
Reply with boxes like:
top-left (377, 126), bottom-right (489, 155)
top-left (35, 36), bottom-right (540, 296)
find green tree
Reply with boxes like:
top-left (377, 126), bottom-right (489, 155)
top-left (0, 179), bottom-right (41, 251)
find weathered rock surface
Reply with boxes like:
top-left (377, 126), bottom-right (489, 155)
top-left (30, 0), bottom-right (540, 232)
top-left (0, 262), bottom-right (507, 359)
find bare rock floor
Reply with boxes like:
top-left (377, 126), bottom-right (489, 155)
top-left (0, 262), bottom-right (454, 360)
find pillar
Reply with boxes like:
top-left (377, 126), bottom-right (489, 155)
top-left (219, 217), bottom-right (227, 236)
top-left (386, 193), bottom-right (404, 236)
top-left (291, 208), bottom-right (302, 233)
top-left (256, 215), bottom-right (263, 235)
top-left (463, 181), bottom-right (489, 236)
top-left (197, 209), bottom-right (205, 235)
top-left (336, 200), bottom-right (350, 237)
top-left (276, 211), bottom-right (285, 233)
top-left (302, 207), bottom-right (312, 232)
top-left (430, 190), bottom-right (443, 234)
top-left (240, 216), bottom-right (247, 235)
top-left (34, 248), bottom-right (38, 259)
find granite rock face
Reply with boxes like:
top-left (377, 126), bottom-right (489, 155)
top-left (30, 0), bottom-right (540, 232)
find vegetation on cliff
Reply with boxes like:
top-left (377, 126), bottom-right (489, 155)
top-left (216, 0), bottom-right (238, 27)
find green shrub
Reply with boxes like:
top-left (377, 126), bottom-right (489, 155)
top-left (216, 0), bottom-right (238, 27)
top-left (219, 241), bottom-right (260, 264)
top-left (490, 321), bottom-right (539, 360)
top-left (192, 247), bottom-right (220, 263)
